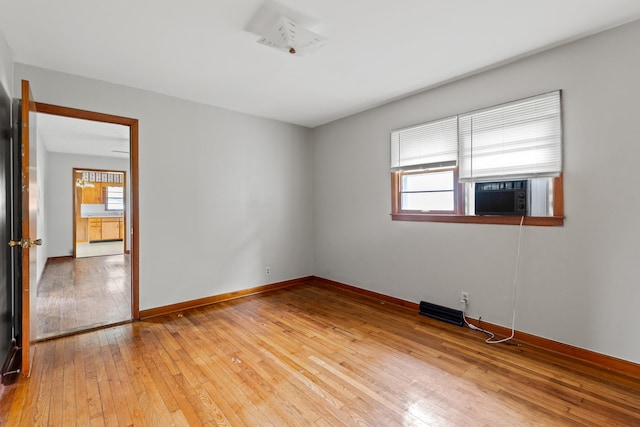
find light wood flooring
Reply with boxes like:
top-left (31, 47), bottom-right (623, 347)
top-left (37, 255), bottom-right (131, 340)
top-left (4, 283), bottom-right (639, 426)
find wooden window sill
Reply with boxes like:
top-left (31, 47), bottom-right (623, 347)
top-left (391, 213), bottom-right (564, 226)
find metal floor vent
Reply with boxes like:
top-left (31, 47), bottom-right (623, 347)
top-left (419, 301), bottom-right (464, 326)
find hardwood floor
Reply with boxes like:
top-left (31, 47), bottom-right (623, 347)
top-left (37, 255), bottom-right (131, 340)
top-left (4, 282), bottom-right (639, 426)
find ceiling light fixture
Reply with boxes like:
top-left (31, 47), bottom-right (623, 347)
top-left (246, 1), bottom-right (327, 56)
top-left (75, 178), bottom-right (95, 188)
top-left (256, 16), bottom-right (327, 56)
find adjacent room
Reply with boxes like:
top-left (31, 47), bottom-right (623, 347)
top-left (34, 113), bottom-right (132, 340)
top-left (0, 1), bottom-right (639, 425)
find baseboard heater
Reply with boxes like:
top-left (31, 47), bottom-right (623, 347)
top-left (419, 301), bottom-right (464, 326)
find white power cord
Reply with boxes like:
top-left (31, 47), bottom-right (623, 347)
top-left (463, 216), bottom-right (525, 345)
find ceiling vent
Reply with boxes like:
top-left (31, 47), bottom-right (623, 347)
top-left (246, 1), bottom-right (327, 56)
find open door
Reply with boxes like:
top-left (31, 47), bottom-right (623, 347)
top-left (9, 80), bottom-right (40, 377)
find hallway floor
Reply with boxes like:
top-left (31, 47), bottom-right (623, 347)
top-left (36, 254), bottom-right (131, 340)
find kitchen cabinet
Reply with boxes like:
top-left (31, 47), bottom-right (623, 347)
top-left (89, 218), bottom-right (102, 241)
top-left (82, 183), bottom-right (103, 204)
top-left (76, 218), bottom-right (88, 242)
top-left (102, 218), bottom-right (121, 241)
top-left (88, 217), bottom-right (123, 242)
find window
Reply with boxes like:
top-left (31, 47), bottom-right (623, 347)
top-left (391, 91), bottom-right (564, 226)
top-left (401, 169), bottom-right (456, 213)
top-left (391, 116), bottom-right (460, 213)
top-left (105, 186), bottom-right (124, 211)
top-left (458, 91), bottom-right (562, 181)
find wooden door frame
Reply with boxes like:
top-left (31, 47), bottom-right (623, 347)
top-left (72, 168), bottom-right (128, 257)
top-left (36, 103), bottom-right (140, 319)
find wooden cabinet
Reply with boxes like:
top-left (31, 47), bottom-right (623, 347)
top-left (82, 183), bottom-right (103, 204)
top-left (89, 218), bottom-right (102, 241)
top-left (102, 218), bottom-right (121, 241)
top-left (88, 217), bottom-right (124, 242)
top-left (76, 218), bottom-right (89, 242)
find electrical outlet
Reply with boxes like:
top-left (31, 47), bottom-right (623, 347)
top-left (265, 266), bottom-right (271, 276)
top-left (461, 291), bottom-right (469, 305)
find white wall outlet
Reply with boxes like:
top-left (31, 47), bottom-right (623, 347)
top-left (265, 266), bottom-right (271, 275)
top-left (461, 291), bottom-right (469, 305)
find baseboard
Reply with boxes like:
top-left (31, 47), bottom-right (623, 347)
top-left (463, 317), bottom-right (640, 378)
top-left (311, 276), bottom-right (640, 379)
top-left (46, 255), bottom-right (73, 262)
top-left (313, 276), bottom-right (420, 310)
top-left (137, 273), bottom-right (640, 378)
top-left (139, 276), bottom-right (314, 319)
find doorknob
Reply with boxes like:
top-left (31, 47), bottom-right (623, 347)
top-left (8, 238), bottom-right (43, 248)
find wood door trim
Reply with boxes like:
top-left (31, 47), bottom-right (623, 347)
top-left (35, 103), bottom-right (137, 126)
top-left (36, 102), bottom-right (140, 320)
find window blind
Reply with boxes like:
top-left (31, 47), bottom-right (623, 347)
top-left (458, 91), bottom-right (562, 182)
top-left (390, 116), bottom-right (458, 171)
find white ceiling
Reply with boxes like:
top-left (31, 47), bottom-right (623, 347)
top-left (2, 1), bottom-right (640, 129)
top-left (36, 113), bottom-right (130, 159)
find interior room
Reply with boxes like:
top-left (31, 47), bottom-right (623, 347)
top-left (30, 113), bottom-right (133, 340)
top-left (74, 169), bottom-right (126, 258)
top-left (0, 1), bottom-right (639, 425)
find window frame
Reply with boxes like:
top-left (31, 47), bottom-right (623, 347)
top-left (394, 167), bottom-right (464, 216)
top-left (391, 172), bottom-right (564, 226)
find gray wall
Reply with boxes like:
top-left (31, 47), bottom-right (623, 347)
top-left (44, 152), bottom-right (130, 257)
top-left (312, 20), bottom-right (640, 364)
top-left (15, 65), bottom-right (315, 311)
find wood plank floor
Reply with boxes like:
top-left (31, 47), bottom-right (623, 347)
top-left (4, 282), bottom-right (639, 426)
top-left (37, 255), bottom-right (131, 340)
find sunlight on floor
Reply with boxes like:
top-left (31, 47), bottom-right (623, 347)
top-left (76, 240), bottom-right (124, 257)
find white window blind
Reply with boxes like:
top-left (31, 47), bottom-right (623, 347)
top-left (458, 91), bottom-right (562, 182)
top-left (391, 116), bottom-right (458, 171)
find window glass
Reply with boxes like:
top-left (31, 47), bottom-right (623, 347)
top-left (400, 170), bottom-right (455, 211)
top-left (105, 186), bottom-right (124, 211)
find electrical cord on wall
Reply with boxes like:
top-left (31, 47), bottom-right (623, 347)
top-left (463, 216), bottom-right (525, 345)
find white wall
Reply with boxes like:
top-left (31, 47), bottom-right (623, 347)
top-left (15, 65), bottom-right (315, 310)
top-left (313, 20), bottom-right (640, 364)
top-left (44, 152), bottom-right (130, 257)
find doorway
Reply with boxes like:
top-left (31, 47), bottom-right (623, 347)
top-left (34, 103), bottom-right (139, 340)
top-left (73, 168), bottom-right (127, 258)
